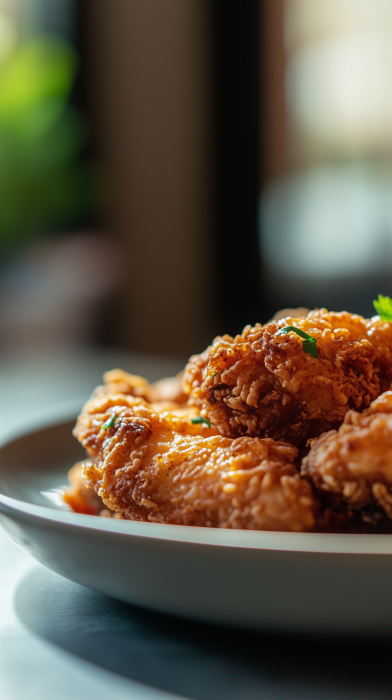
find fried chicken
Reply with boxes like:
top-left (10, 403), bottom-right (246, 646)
top-left (65, 306), bottom-right (392, 532)
top-left (184, 309), bottom-right (392, 447)
top-left (72, 393), bottom-right (318, 531)
top-left (302, 390), bottom-right (392, 521)
top-left (64, 369), bottom-right (187, 517)
top-left (63, 461), bottom-right (104, 515)
top-left (98, 368), bottom-right (187, 406)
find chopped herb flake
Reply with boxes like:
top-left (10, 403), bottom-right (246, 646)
top-left (302, 338), bottom-right (318, 359)
top-left (276, 325), bottom-right (318, 359)
top-left (102, 413), bottom-right (117, 430)
top-left (191, 416), bottom-right (212, 428)
top-left (373, 294), bottom-right (392, 322)
top-left (211, 372), bottom-right (218, 378)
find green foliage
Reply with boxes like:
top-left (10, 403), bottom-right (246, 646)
top-left (373, 295), bottom-right (392, 322)
top-left (0, 35), bottom-right (93, 247)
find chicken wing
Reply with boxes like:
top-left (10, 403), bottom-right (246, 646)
top-left (184, 309), bottom-right (392, 447)
top-left (72, 393), bottom-right (318, 531)
top-left (302, 390), bottom-right (392, 522)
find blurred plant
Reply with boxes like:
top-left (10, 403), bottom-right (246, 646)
top-left (0, 35), bottom-right (93, 247)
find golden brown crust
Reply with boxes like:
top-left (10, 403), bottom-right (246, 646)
top-left (65, 307), bottom-right (392, 532)
top-left (184, 309), bottom-right (392, 446)
top-left (302, 390), bottom-right (392, 520)
top-left (98, 369), bottom-right (187, 405)
top-left (63, 461), bottom-right (104, 515)
top-left (73, 393), bottom-right (318, 531)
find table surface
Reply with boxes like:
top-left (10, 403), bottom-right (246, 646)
top-left (1, 349), bottom-right (392, 700)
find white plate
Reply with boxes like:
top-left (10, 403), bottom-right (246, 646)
top-left (1, 403), bottom-right (392, 635)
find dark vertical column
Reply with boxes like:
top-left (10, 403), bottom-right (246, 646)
top-left (259, 0), bottom-right (287, 322)
top-left (260, 0), bottom-right (286, 186)
top-left (211, 0), bottom-right (262, 336)
top-left (81, 0), bottom-right (213, 359)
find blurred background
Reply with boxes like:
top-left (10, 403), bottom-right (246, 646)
top-left (0, 0), bottom-right (392, 367)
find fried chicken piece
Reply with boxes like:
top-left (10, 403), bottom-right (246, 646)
top-left (72, 393), bottom-right (318, 531)
top-left (64, 461), bottom-right (123, 518)
top-left (270, 307), bottom-right (310, 322)
top-left (98, 368), bottom-right (188, 406)
top-left (302, 390), bottom-right (392, 521)
top-left (184, 309), bottom-right (392, 447)
top-left (64, 370), bottom-right (187, 518)
top-left (63, 461), bottom-right (105, 515)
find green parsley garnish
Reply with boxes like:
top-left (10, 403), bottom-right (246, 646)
top-left (191, 416), bottom-right (212, 428)
top-left (373, 294), bottom-right (392, 322)
top-left (211, 372), bottom-right (218, 378)
top-left (276, 326), bottom-right (318, 359)
top-left (102, 413), bottom-right (117, 430)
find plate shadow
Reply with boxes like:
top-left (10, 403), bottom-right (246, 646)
top-left (14, 566), bottom-right (392, 700)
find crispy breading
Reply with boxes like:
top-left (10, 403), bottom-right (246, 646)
top-left (63, 461), bottom-right (104, 515)
top-left (302, 390), bottom-right (392, 519)
top-left (96, 368), bottom-right (187, 406)
top-left (184, 309), bottom-right (392, 446)
top-left (72, 393), bottom-right (318, 531)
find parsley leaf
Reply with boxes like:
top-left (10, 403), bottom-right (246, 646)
top-left (276, 325), bottom-right (318, 359)
top-left (373, 294), bottom-right (392, 322)
top-left (191, 416), bottom-right (212, 428)
top-left (102, 413), bottom-right (117, 430)
top-left (302, 338), bottom-right (318, 359)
